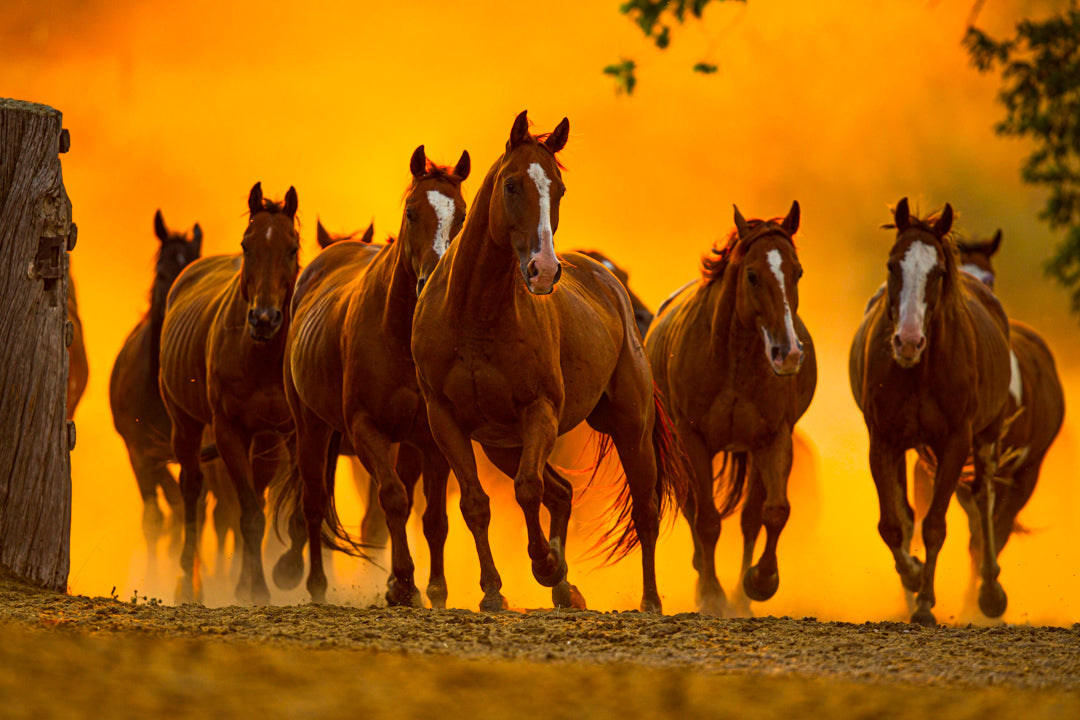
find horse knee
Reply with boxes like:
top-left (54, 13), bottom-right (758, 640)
top-left (922, 517), bottom-right (947, 552)
top-left (378, 482), bottom-right (409, 520)
top-left (878, 520), bottom-right (903, 549)
top-left (762, 502), bottom-right (790, 532)
top-left (514, 473), bottom-right (543, 511)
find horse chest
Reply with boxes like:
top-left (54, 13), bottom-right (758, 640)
top-left (440, 339), bottom-right (543, 436)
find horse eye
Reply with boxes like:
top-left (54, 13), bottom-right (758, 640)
top-left (746, 269), bottom-right (759, 286)
top-left (290, 247), bottom-right (298, 259)
top-left (406, 208), bottom-right (416, 222)
top-left (504, 178), bottom-right (516, 194)
top-left (795, 267), bottom-right (804, 281)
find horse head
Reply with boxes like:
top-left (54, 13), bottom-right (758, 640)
top-left (403, 144), bottom-right (470, 296)
top-left (490, 110), bottom-right (569, 295)
top-left (957, 229), bottom-right (1002, 290)
top-left (151, 209), bottom-right (202, 316)
top-left (242, 182), bottom-right (300, 341)
top-left (728, 201), bottom-right (804, 376)
top-left (886, 197), bottom-right (955, 368)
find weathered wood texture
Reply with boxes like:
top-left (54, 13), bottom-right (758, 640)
top-left (0, 98), bottom-right (73, 591)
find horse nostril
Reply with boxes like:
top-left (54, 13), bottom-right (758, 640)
top-left (416, 276), bottom-right (427, 296)
top-left (916, 336), bottom-right (926, 351)
top-left (892, 334), bottom-right (903, 350)
top-left (248, 309), bottom-right (258, 327)
top-left (771, 346), bottom-right (782, 362)
top-left (553, 263), bottom-right (563, 285)
top-left (270, 309), bottom-right (283, 327)
top-left (527, 260), bottom-right (539, 279)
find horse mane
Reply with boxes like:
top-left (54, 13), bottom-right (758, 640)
top-left (701, 217), bottom-right (795, 285)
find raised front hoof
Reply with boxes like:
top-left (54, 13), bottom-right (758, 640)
top-left (742, 565), bottom-right (779, 603)
top-left (552, 581), bottom-right (587, 610)
top-left (898, 558), bottom-right (924, 594)
top-left (386, 577), bottom-right (423, 608)
top-left (978, 582), bottom-right (1008, 619)
top-left (271, 552), bottom-right (305, 591)
top-left (531, 539), bottom-right (567, 588)
top-left (479, 592), bottom-right (509, 612)
top-left (910, 607), bottom-right (937, 627)
top-left (426, 581), bottom-right (448, 610)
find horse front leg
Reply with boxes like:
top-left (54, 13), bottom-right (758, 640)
top-left (731, 464), bottom-right (764, 616)
top-left (425, 395), bottom-right (505, 611)
top-left (514, 401), bottom-right (563, 589)
top-left (972, 435), bottom-right (1008, 618)
top-left (741, 435), bottom-right (792, 606)
top-left (348, 417), bottom-right (421, 608)
top-left (868, 437), bottom-right (922, 603)
top-left (213, 418), bottom-right (266, 604)
top-left (170, 410), bottom-right (206, 604)
top-left (913, 432), bottom-right (969, 626)
top-left (543, 465), bottom-right (586, 609)
top-left (681, 432), bottom-right (726, 616)
top-left (411, 442), bottom-right (451, 609)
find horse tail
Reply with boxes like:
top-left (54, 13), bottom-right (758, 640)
top-left (712, 451), bottom-right (748, 520)
top-left (589, 385), bottom-right (693, 565)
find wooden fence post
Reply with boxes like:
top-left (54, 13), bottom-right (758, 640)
top-left (0, 98), bottom-right (74, 591)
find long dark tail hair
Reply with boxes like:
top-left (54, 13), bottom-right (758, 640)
top-left (272, 431), bottom-right (375, 559)
top-left (591, 386), bottom-right (693, 564)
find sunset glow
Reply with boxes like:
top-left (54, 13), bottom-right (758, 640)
top-left (6, 0), bottom-right (1079, 624)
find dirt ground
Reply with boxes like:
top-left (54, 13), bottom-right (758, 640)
top-left (1, 569), bottom-right (1078, 719)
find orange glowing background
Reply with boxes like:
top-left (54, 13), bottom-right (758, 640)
top-left (5, 0), bottom-right (1079, 623)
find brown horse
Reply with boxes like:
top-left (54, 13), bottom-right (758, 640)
top-left (315, 219), bottom-right (374, 249)
top-left (285, 146), bottom-right (469, 606)
top-left (412, 111), bottom-right (689, 613)
top-left (159, 184), bottom-right (301, 603)
top-left (109, 211), bottom-right (204, 557)
top-left (645, 203), bottom-right (816, 616)
top-left (66, 270), bottom-right (88, 421)
top-left (912, 229), bottom-right (1065, 617)
top-left (574, 249), bottom-right (654, 339)
top-left (849, 198), bottom-right (1013, 626)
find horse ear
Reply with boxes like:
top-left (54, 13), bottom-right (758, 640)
top-left (508, 110), bottom-right (529, 149)
top-left (453, 150), bottom-right (471, 181)
top-left (989, 229), bottom-right (1002, 255)
top-left (191, 223), bottom-right (203, 255)
top-left (284, 186), bottom-right (299, 220)
top-left (781, 200), bottom-right (800, 236)
top-left (361, 222), bottom-right (375, 244)
top-left (733, 205), bottom-right (750, 239)
top-left (894, 197), bottom-right (910, 232)
top-left (934, 203), bottom-right (953, 237)
top-left (154, 210), bottom-right (168, 242)
top-left (544, 117), bottom-right (570, 155)
top-left (248, 182), bottom-right (263, 216)
top-left (410, 145), bottom-right (427, 178)
top-left (316, 219), bottom-right (331, 249)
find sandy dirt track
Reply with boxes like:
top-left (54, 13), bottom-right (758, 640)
top-left (2, 569), bottom-right (1078, 718)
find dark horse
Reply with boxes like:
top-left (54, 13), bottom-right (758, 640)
top-left (912, 229), bottom-right (1065, 617)
top-left (284, 146), bottom-right (469, 606)
top-left (645, 203), bottom-right (816, 616)
top-left (412, 111), bottom-right (689, 613)
top-left (850, 198), bottom-right (1012, 626)
top-left (66, 270), bottom-right (88, 421)
top-left (109, 211), bottom-right (203, 558)
top-left (160, 184), bottom-right (301, 603)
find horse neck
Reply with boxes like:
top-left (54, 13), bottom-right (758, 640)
top-left (708, 264), bottom-right (757, 342)
top-left (372, 232), bottom-right (420, 341)
top-left (445, 176), bottom-right (517, 321)
top-left (147, 277), bottom-right (170, 377)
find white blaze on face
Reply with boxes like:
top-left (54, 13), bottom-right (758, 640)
top-left (766, 249), bottom-right (800, 352)
top-left (426, 190), bottom-right (456, 257)
top-left (1009, 349), bottom-right (1023, 405)
top-left (960, 263), bottom-right (995, 287)
top-left (898, 242), bottom-right (939, 335)
top-left (527, 162), bottom-right (555, 257)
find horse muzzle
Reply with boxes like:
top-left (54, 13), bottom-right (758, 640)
top-left (891, 329), bottom-right (926, 368)
top-left (523, 255), bottom-right (562, 295)
top-left (248, 306), bottom-right (283, 341)
top-left (763, 329), bottom-right (804, 376)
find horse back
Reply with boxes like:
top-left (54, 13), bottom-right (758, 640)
top-left (1006, 320), bottom-right (1065, 458)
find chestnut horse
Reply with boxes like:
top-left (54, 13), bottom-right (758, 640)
top-left (412, 111), bottom-right (689, 613)
top-left (285, 146), bottom-right (469, 606)
top-left (110, 211), bottom-right (204, 557)
top-left (66, 271), bottom-right (88, 420)
top-left (645, 203), bottom-right (816, 616)
top-left (850, 198), bottom-right (1012, 626)
top-left (912, 229), bottom-right (1064, 616)
top-left (160, 184), bottom-right (301, 603)
top-left (575, 249), bottom-right (654, 339)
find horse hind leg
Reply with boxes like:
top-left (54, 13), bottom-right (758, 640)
top-left (972, 439), bottom-right (1007, 618)
top-left (679, 433), bottom-right (726, 616)
top-left (405, 443), bottom-right (452, 609)
top-left (731, 467), bottom-right (764, 617)
top-left (169, 410), bottom-right (206, 604)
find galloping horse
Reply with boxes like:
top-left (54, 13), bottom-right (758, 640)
top-left (66, 271), bottom-right (88, 421)
top-left (912, 229), bottom-right (1064, 616)
top-left (285, 146), bottom-right (469, 606)
top-left (159, 184), bottom-right (301, 603)
top-left (110, 211), bottom-right (203, 557)
top-left (850, 198), bottom-right (1012, 626)
top-left (412, 111), bottom-right (688, 613)
top-left (645, 203), bottom-right (816, 616)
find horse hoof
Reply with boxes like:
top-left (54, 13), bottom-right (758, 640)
top-left (386, 578), bottom-right (422, 608)
top-left (910, 607), bottom-right (937, 627)
top-left (899, 558), bottom-right (924, 593)
top-left (307, 577), bottom-right (328, 605)
top-left (978, 582), bottom-right (1008, 618)
top-left (427, 581), bottom-right (448, 610)
top-left (742, 565), bottom-right (779, 602)
top-left (479, 592), bottom-right (508, 612)
top-left (640, 596), bottom-right (663, 614)
top-left (271, 553), bottom-right (305, 591)
top-left (532, 539), bottom-right (568, 588)
top-left (174, 577), bottom-right (196, 605)
top-left (552, 581), bottom-right (587, 609)
top-left (697, 594), bottom-right (728, 618)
